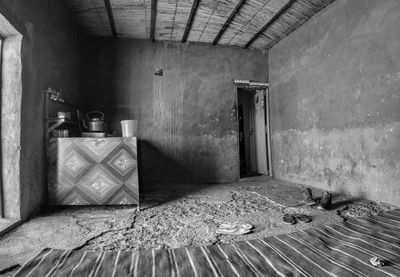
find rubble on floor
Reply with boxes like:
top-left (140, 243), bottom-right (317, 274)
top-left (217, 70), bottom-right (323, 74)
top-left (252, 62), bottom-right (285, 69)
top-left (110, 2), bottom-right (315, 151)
top-left (337, 200), bottom-right (398, 219)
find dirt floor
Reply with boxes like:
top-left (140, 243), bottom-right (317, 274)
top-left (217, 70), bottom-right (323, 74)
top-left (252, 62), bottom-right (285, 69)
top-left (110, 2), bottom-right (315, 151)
top-left (0, 177), bottom-right (397, 276)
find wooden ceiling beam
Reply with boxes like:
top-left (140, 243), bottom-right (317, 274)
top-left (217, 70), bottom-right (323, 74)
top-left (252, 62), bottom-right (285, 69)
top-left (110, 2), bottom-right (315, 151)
top-left (104, 0), bottom-right (117, 39)
top-left (182, 0), bottom-right (201, 43)
top-left (150, 0), bottom-right (158, 42)
top-left (243, 0), bottom-right (296, 49)
top-left (212, 0), bottom-right (246, 46)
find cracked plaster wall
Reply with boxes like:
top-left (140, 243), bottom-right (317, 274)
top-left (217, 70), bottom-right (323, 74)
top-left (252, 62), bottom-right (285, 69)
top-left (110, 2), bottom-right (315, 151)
top-left (80, 39), bottom-right (268, 185)
top-left (269, 0), bottom-right (400, 205)
top-left (0, 1), bottom-right (82, 219)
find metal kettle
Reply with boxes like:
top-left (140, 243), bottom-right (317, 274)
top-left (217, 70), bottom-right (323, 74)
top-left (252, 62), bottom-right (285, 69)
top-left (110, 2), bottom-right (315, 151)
top-left (83, 111), bottom-right (106, 132)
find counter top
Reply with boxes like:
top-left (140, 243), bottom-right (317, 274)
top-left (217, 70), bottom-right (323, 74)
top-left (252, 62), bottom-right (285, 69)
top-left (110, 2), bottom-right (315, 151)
top-left (49, 137), bottom-right (137, 140)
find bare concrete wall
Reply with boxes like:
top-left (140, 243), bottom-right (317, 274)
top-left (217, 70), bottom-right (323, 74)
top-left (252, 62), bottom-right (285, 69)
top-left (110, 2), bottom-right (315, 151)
top-left (0, 1), bottom-right (82, 219)
top-left (269, 0), bottom-right (400, 205)
top-left (80, 39), bottom-right (268, 186)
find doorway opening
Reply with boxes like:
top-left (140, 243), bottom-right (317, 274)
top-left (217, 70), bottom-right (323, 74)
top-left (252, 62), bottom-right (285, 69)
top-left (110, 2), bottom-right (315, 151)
top-left (237, 87), bottom-right (272, 178)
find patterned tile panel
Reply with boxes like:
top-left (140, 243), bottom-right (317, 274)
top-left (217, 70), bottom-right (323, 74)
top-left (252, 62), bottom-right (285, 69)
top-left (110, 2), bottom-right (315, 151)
top-left (107, 149), bottom-right (137, 176)
top-left (107, 190), bottom-right (139, 205)
top-left (51, 177), bottom-right (75, 204)
top-left (126, 170), bottom-right (139, 194)
top-left (47, 137), bottom-right (139, 205)
top-left (79, 138), bottom-right (121, 162)
top-left (61, 191), bottom-right (91, 206)
top-left (77, 165), bottom-right (122, 204)
top-left (62, 150), bottom-right (92, 178)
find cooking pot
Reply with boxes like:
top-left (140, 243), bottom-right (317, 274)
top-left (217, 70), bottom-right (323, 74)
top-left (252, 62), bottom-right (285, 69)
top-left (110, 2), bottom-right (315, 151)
top-left (83, 111), bottom-right (106, 132)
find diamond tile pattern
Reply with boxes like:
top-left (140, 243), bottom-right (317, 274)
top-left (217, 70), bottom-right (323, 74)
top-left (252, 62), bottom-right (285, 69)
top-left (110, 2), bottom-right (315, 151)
top-left (63, 150), bottom-right (92, 178)
top-left (79, 139), bottom-right (121, 162)
top-left (77, 165), bottom-right (122, 203)
top-left (47, 137), bottom-right (139, 205)
top-left (108, 149), bottom-right (137, 176)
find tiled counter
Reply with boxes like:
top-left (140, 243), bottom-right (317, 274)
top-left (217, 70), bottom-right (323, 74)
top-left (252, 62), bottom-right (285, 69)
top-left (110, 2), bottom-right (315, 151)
top-left (47, 137), bottom-right (139, 205)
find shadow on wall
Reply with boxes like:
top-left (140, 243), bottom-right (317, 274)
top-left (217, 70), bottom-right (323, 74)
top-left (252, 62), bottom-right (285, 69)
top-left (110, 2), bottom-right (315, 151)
top-left (136, 140), bottom-right (232, 208)
top-left (78, 39), bottom-right (270, 189)
top-left (138, 140), bottom-right (218, 192)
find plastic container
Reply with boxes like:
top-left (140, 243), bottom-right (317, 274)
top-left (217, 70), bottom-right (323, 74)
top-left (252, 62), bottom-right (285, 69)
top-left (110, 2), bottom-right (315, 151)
top-left (121, 120), bottom-right (138, 137)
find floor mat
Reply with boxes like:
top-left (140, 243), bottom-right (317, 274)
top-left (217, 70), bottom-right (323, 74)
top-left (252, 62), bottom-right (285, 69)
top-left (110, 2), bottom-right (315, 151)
top-left (14, 209), bottom-right (400, 276)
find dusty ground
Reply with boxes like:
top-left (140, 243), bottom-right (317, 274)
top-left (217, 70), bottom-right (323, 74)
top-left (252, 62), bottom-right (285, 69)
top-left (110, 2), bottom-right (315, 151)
top-left (0, 177), bottom-right (397, 276)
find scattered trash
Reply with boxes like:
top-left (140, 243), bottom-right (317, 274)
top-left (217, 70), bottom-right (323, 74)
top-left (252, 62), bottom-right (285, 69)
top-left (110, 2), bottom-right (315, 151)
top-left (216, 222), bottom-right (253, 235)
top-left (294, 214), bottom-right (312, 223)
top-left (282, 214), bottom-right (296, 225)
top-left (318, 191), bottom-right (332, 210)
top-left (370, 256), bottom-right (384, 267)
top-left (302, 188), bottom-right (316, 206)
top-left (283, 213), bottom-right (312, 224)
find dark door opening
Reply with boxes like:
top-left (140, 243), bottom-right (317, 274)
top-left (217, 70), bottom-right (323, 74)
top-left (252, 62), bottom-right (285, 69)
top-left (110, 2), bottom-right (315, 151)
top-left (237, 88), bottom-right (271, 178)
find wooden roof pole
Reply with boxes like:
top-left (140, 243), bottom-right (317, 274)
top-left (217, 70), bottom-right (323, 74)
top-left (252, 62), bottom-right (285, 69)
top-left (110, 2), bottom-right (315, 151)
top-left (150, 0), bottom-right (158, 42)
top-left (212, 0), bottom-right (246, 46)
top-left (182, 0), bottom-right (201, 43)
top-left (243, 0), bottom-right (296, 49)
top-left (104, 0), bottom-right (117, 39)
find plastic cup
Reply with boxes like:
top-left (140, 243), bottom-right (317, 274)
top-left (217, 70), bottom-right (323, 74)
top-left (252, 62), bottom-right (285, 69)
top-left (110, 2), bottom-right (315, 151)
top-left (121, 120), bottom-right (138, 137)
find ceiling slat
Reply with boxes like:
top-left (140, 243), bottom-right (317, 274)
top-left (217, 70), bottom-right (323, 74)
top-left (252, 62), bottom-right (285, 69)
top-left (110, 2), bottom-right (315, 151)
top-left (262, 0), bottom-right (335, 49)
top-left (150, 0), bottom-right (158, 41)
top-left (216, 0), bottom-right (280, 47)
top-left (212, 0), bottom-right (246, 46)
top-left (243, 0), bottom-right (296, 49)
top-left (169, 1), bottom-right (179, 41)
top-left (182, 0), bottom-right (201, 43)
top-left (104, 0), bottom-right (118, 39)
top-left (198, 1), bottom-right (220, 42)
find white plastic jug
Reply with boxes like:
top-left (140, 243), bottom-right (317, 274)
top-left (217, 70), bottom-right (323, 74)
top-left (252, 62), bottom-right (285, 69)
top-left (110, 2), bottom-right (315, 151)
top-left (121, 120), bottom-right (138, 137)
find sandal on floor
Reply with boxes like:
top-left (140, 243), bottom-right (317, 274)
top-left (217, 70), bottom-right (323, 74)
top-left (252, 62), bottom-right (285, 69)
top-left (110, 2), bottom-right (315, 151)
top-left (282, 214), bottom-right (296, 225)
top-left (370, 256), bottom-right (384, 267)
top-left (216, 227), bottom-right (252, 235)
top-left (219, 222), bottom-right (253, 230)
top-left (294, 214), bottom-right (312, 223)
